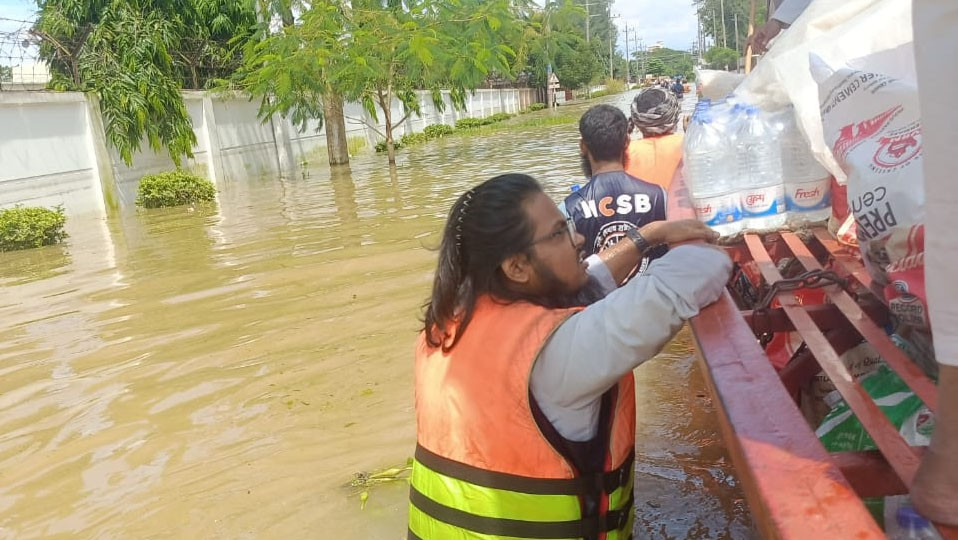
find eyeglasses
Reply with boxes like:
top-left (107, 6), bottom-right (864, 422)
top-left (529, 217), bottom-right (577, 247)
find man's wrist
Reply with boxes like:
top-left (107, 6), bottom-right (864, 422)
top-left (626, 227), bottom-right (653, 254)
top-left (637, 223), bottom-right (663, 246)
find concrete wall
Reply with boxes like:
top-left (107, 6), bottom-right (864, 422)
top-left (0, 87), bottom-right (541, 218)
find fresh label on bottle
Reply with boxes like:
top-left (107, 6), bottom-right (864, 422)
top-left (693, 194), bottom-right (742, 227)
top-left (741, 185), bottom-right (785, 218)
top-left (786, 178), bottom-right (832, 212)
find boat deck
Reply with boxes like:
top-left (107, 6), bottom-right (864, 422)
top-left (668, 178), bottom-right (958, 539)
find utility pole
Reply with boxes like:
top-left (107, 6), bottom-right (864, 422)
top-left (584, 0), bottom-right (598, 43)
top-left (720, 0), bottom-right (727, 48)
top-left (623, 24), bottom-right (630, 85)
top-left (734, 13), bottom-right (740, 52)
top-left (712, 9), bottom-right (718, 50)
top-left (609, 11), bottom-right (620, 80)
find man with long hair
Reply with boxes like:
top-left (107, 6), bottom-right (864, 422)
top-left (409, 173), bottom-right (731, 539)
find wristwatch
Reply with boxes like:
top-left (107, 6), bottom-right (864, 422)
top-left (624, 227), bottom-right (652, 254)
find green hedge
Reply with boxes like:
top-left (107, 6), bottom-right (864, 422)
top-left (0, 206), bottom-right (67, 252)
top-left (423, 124), bottom-right (454, 138)
top-left (136, 170), bottom-right (217, 209)
top-left (374, 114), bottom-right (515, 154)
top-left (529, 103), bottom-right (547, 112)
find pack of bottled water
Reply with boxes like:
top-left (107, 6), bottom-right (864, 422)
top-left (684, 99), bottom-right (832, 235)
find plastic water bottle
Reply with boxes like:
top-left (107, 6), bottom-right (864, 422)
top-left (734, 106), bottom-right (786, 230)
top-left (683, 113), bottom-right (743, 236)
top-left (779, 109), bottom-right (831, 225)
top-left (884, 496), bottom-right (942, 539)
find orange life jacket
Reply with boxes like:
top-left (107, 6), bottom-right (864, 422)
top-left (410, 296), bottom-right (636, 540)
top-left (625, 133), bottom-right (685, 191)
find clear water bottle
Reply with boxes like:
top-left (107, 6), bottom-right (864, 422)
top-left (734, 106), bottom-right (786, 230)
top-left (779, 108), bottom-right (831, 225)
top-left (884, 496), bottom-right (942, 539)
top-left (683, 113), bottom-right (743, 237)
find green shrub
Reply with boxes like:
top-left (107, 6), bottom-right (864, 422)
top-left (375, 139), bottom-right (405, 153)
top-left (424, 124), bottom-right (454, 138)
top-left (489, 112), bottom-right (513, 123)
top-left (0, 205), bottom-right (67, 252)
top-left (455, 118), bottom-right (484, 130)
top-left (529, 103), bottom-right (547, 112)
top-left (136, 170), bottom-right (217, 208)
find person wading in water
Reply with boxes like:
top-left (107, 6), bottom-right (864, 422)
top-left (409, 173), bottom-right (731, 539)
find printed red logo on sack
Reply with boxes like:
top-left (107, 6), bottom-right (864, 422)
top-left (873, 128), bottom-right (921, 169)
top-left (832, 105), bottom-right (901, 161)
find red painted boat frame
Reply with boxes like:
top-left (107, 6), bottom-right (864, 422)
top-left (668, 177), bottom-right (958, 539)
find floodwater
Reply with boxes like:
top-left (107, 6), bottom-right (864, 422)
top-left (0, 92), bottom-right (753, 539)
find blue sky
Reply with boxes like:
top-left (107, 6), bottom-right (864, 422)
top-left (0, 0), bottom-right (698, 54)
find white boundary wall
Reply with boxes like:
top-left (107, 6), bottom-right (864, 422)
top-left (0, 88), bottom-right (540, 217)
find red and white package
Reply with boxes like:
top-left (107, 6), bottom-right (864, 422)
top-left (815, 57), bottom-right (928, 330)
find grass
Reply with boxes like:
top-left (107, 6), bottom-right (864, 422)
top-left (347, 136), bottom-right (367, 155)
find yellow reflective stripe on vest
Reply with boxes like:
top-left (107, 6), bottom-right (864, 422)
top-left (408, 504), bottom-right (580, 540)
top-left (608, 463), bottom-right (635, 512)
top-left (411, 459), bottom-right (582, 522)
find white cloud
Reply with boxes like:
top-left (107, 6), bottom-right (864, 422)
top-left (612, 0), bottom-right (699, 52)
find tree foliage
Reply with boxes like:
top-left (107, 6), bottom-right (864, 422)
top-left (645, 57), bottom-right (666, 77)
top-left (704, 46), bottom-right (739, 71)
top-left (514, 0), bottom-right (604, 90)
top-left (694, 0), bottom-right (768, 52)
top-left (32, 0), bottom-right (256, 166)
top-left (233, 0), bottom-right (520, 164)
top-left (633, 48), bottom-right (694, 81)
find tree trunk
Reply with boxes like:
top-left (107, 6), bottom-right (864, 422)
top-left (323, 91), bottom-right (349, 165)
top-left (381, 91), bottom-right (397, 165)
top-left (385, 127), bottom-right (396, 165)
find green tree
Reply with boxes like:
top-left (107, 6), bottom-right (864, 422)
top-left (694, 0), bottom-right (768, 52)
top-left (634, 47), bottom-right (694, 82)
top-left (645, 56), bottom-right (666, 77)
top-left (514, 0), bottom-right (603, 90)
top-left (32, 0), bottom-right (257, 166)
top-left (704, 46), bottom-right (739, 71)
top-left (0, 65), bottom-right (11, 84)
top-left (236, 0), bottom-right (519, 165)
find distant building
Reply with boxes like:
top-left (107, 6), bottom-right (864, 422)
top-left (1, 62), bottom-right (51, 91)
top-left (648, 41), bottom-right (665, 52)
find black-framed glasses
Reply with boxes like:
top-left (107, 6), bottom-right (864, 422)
top-left (529, 217), bottom-right (577, 247)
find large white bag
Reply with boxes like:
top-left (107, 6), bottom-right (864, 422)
top-left (814, 57), bottom-right (928, 332)
top-left (735, 0), bottom-right (915, 183)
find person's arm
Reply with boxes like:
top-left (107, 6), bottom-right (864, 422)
top-left (746, 0), bottom-right (811, 54)
top-left (532, 244), bottom-right (731, 416)
top-left (596, 219), bottom-right (715, 285)
top-left (910, 0), bottom-right (958, 525)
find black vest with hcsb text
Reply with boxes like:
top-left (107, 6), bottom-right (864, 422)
top-left (564, 171), bottom-right (668, 273)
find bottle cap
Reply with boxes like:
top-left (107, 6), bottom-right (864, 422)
top-left (897, 506), bottom-right (933, 530)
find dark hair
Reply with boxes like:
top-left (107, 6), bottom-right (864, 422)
top-left (579, 104), bottom-right (629, 162)
top-left (422, 174), bottom-right (542, 351)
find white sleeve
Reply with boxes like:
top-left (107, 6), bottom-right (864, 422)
top-left (531, 245), bottom-right (732, 439)
top-left (585, 254), bottom-right (617, 296)
top-left (771, 0), bottom-right (812, 25)
top-left (914, 0), bottom-right (958, 366)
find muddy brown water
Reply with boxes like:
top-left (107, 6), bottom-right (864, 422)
top-left (0, 92), bottom-right (753, 539)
